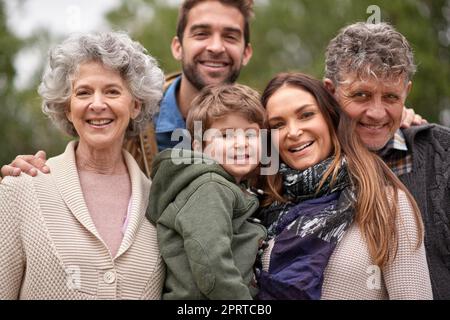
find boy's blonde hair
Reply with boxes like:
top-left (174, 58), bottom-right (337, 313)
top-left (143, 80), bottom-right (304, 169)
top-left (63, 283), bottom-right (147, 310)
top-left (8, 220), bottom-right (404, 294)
top-left (186, 84), bottom-right (266, 142)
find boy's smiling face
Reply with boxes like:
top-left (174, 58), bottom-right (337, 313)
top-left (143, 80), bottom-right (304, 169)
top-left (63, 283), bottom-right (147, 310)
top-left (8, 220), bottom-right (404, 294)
top-left (194, 113), bottom-right (261, 184)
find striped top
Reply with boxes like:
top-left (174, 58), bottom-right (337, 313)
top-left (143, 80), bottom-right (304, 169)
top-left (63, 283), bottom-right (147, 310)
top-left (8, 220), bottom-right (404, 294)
top-left (0, 141), bottom-right (165, 300)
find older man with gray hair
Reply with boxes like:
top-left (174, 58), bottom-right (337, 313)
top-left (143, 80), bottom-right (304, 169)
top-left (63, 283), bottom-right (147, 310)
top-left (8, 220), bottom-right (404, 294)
top-left (324, 22), bottom-right (450, 300)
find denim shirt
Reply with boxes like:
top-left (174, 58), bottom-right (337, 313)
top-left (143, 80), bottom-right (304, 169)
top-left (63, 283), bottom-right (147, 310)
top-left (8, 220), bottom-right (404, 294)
top-left (153, 76), bottom-right (191, 151)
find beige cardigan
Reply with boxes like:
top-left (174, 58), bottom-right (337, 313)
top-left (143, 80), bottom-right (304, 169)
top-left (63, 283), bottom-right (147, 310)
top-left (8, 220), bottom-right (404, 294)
top-left (0, 141), bottom-right (165, 300)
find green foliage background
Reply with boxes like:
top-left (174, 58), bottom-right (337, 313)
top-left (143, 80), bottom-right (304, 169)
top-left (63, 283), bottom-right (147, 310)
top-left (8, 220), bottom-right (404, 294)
top-left (1, 0), bottom-right (449, 165)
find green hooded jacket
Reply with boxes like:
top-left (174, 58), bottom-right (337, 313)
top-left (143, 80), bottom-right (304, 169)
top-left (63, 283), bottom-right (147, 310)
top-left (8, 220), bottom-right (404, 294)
top-left (146, 149), bottom-right (267, 300)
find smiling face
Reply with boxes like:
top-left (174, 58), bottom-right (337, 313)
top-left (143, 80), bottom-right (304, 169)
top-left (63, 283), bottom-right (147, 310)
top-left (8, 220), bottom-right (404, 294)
top-left (266, 86), bottom-right (333, 171)
top-left (171, 1), bottom-right (253, 90)
top-left (67, 61), bottom-right (140, 151)
top-left (196, 113), bottom-right (261, 184)
top-left (331, 73), bottom-right (411, 151)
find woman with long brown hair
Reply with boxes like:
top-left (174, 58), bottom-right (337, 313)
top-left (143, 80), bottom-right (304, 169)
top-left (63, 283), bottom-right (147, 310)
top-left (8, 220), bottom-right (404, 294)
top-left (256, 72), bottom-right (432, 300)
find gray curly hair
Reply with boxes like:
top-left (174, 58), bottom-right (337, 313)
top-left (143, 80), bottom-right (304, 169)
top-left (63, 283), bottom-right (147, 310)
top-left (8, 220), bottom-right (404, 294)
top-left (38, 31), bottom-right (164, 138)
top-left (325, 22), bottom-right (416, 85)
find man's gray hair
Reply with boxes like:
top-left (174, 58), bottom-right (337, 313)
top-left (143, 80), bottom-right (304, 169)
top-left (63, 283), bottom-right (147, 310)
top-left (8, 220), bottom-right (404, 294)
top-left (38, 31), bottom-right (164, 138)
top-left (325, 22), bottom-right (416, 85)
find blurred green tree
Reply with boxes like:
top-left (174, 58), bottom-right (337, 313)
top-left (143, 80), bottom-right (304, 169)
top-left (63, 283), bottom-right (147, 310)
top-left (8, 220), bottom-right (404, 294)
top-left (0, 0), bottom-right (68, 166)
top-left (0, 0), bottom-right (28, 166)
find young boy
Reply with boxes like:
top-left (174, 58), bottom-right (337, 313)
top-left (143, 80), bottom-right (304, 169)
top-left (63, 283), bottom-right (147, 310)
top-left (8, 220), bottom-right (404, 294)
top-left (146, 84), bottom-right (267, 300)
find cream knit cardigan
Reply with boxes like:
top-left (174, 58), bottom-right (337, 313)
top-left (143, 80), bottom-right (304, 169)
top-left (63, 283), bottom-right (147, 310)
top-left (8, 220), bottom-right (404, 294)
top-left (0, 141), bottom-right (165, 300)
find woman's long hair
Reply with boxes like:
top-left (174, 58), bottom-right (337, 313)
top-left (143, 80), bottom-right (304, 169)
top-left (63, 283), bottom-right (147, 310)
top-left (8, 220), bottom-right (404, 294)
top-left (261, 72), bottom-right (423, 267)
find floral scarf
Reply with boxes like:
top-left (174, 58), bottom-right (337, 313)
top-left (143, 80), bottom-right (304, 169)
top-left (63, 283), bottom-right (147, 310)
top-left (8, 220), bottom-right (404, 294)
top-left (257, 157), bottom-right (356, 300)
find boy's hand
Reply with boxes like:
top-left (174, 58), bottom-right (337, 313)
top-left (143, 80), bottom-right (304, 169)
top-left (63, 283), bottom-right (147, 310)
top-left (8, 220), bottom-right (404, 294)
top-left (401, 106), bottom-right (428, 129)
top-left (1, 151), bottom-right (50, 178)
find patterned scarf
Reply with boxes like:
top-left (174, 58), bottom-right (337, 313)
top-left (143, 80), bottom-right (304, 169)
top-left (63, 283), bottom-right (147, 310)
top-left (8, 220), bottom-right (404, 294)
top-left (257, 157), bottom-right (356, 300)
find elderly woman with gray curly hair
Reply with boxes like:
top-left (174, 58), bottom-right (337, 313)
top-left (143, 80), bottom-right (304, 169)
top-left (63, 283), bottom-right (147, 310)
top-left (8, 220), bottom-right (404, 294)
top-left (0, 31), bottom-right (165, 299)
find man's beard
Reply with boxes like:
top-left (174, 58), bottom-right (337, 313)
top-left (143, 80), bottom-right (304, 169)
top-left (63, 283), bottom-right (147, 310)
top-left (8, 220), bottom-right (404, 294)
top-left (363, 135), bottom-right (391, 152)
top-left (182, 60), bottom-right (242, 91)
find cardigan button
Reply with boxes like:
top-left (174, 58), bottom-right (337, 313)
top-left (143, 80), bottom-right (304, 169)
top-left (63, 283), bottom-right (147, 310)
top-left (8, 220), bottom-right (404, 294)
top-left (103, 270), bottom-right (116, 284)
